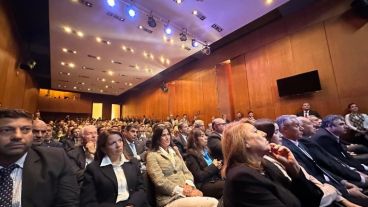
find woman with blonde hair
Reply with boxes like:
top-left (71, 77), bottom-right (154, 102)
top-left (222, 122), bottom-right (323, 207)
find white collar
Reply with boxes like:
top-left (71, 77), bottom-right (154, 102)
top-left (159, 146), bottom-right (175, 156)
top-left (100, 154), bottom-right (129, 167)
top-left (288, 139), bottom-right (299, 146)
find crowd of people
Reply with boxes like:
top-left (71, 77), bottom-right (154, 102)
top-left (0, 102), bottom-right (368, 207)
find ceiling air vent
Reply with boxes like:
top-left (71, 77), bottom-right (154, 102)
top-left (106, 12), bottom-right (125, 22)
top-left (78, 75), bottom-right (90, 79)
top-left (211, 24), bottom-right (223, 32)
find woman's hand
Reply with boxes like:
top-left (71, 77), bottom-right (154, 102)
top-left (85, 141), bottom-right (96, 154)
top-left (189, 189), bottom-right (203, 197)
top-left (183, 184), bottom-right (194, 197)
top-left (212, 159), bottom-right (222, 169)
top-left (270, 143), bottom-right (300, 177)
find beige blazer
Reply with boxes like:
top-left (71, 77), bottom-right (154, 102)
top-left (146, 149), bottom-right (194, 207)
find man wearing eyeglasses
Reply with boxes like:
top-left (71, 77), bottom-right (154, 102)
top-left (208, 118), bottom-right (226, 160)
top-left (0, 108), bottom-right (79, 207)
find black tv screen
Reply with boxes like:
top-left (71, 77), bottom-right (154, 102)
top-left (277, 70), bottom-right (321, 97)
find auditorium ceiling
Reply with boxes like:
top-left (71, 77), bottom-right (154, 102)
top-left (48, 0), bottom-right (290, 95)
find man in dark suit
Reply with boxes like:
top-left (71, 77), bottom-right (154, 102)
top-left (67, 125), bottom-right (97, 184)
top-left (312, 115), bottom-right (368, 173)
top-left (296, 102), bottom-right (321, 118)
top-left (0, 109), bottom-right (79, 206)
top-left (122, 124), bottom-right (147, 161)
top-left (208, 118), bottom-right (226, 160)
top-left (277, 115), bottom-right (368, 205)
top-left (173, 122), bottom-right (189, 158)
top-left (61, 127), bottom-right (81, 151)
top-left (42, 124), bottom-right (63, 148)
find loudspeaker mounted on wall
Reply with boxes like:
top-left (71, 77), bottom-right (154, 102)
top-left (351, 0), bottom-right (368, 18)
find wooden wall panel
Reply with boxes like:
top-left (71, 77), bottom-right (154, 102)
top-left (215, 63), bottom-right (233, 120)
top-left (230, 55), bottom-right (250, 116)
top-left (325, 14), bottom-right (368, 113)
top-left (0, 2), bottom-right (38, 112)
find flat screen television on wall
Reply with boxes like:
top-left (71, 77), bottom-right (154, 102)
top-left (276, 70), bottom-right (321, 97)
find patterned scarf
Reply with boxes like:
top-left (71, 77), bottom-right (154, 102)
top-left (349, 113), bottom-right (365, 131)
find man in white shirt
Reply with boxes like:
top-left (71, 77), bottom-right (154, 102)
top-left (0, 108), bottom-right (79, 207)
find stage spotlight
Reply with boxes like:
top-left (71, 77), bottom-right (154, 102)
top-left (179, 32), bottom-right (187, 41)
top-left (148, 15), bottom-right (156, 28)
top-left (128, 8), bottom-right (136, 17)
top-left (201, 45), bottom-right (211, 55)
top-left (164, 25), bottom-right (172, 35)
top-left (107, 0), bottom-right (115, 7)
top-left (192, 39), bottom-right (199, 47)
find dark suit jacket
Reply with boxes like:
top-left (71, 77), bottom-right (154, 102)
top-left (185, 149), bottom-right (221, 189)
top-left (298, 138), bottom-right (363, 183)
top-left (296, 110), bottom-right (320, 118)
top-left (123, 137), bottom-right (147, 161)
top-left (173, 134), bottom-right (188, 158)
top-left (281, 138), bottom-right (342, 184)
top-left (207, 132), bottom-right (223, 160)
top-left (312, 128), bottom-right (366, 172)
top-left (61, 138), bottom-right (76, 151)
top-left (67, 146), bottom-right (86, 183)
top-left (42, 139), bottom-right (63, 148)
top-left (223, 160), bottom-right (323, 207)
top-left (80, 158), bottom-right (147, 207)
top-left (22, 147), bottom-right (79, 207)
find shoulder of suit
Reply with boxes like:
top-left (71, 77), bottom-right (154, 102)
top-left (31, 146), bottom-right (66, 157)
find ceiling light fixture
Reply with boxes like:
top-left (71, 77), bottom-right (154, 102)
top-left (179, 29), bottom-right (187, 41)
top-left (128, 7), bottom-right (136, 17)
top-left (164, 24), bottom-right (172, 35)
top-left (192, 39), bottom-right (199, 47)
top-left (107, 0), bottom-right (115, 7)
top-left (175, 0), bottom-right (183, 4)
top-left (147, 13), bottom-right (156, 28)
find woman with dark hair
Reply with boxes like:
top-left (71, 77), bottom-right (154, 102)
top-left (345, 103), bottom-right (368, 144)
top-left (185, 128), bottom-right (224, 199)
top-left (80, 131), bottom-right (147, 207)
top-left (222, 122), bottom-right (323, 207)
top-left (146, 125), bottom-right (218, 207)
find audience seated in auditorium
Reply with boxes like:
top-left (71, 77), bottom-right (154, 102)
top-left (80, 131), bottom-right (147, 207)
top-left (277, 115), bottom-right (368, 205)
top-left (173, 122), bottom-right (190, 158)
top-left (312, 115), bottom-right (368, 171)
top-left (296, 102), bottom-right (321, 118)
top-left (122, 124), bottom-right (147, 162)
top-left (146, 125), bottom-right (218, 207)
top-left (61, 127), bottom-right (82, 151)
top-left (43, 124), bottom-right (63, 148)
top-left (0, 109), bottom-right (79, 206)
top-left (255, 118), bottom-right (361, 207)
top-left (185, 128), bottom-right (224, 199)
top-left (67, 125), bottom-right (97, 184)
top-left (309, 115), bottom-right (322, 129)
top-left (234, 112), bottom-right (243, 122)
top-left (222, 122), bottom-right (323, 207)
top-left (247, 111), bottom-right (256, 123)
top-left (207, 118), bottom-right (226, 160)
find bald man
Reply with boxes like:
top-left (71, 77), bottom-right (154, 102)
top-left (207, 118), bottom-right (226, 160)
top-left (32, 119), bottom-right (47, 146)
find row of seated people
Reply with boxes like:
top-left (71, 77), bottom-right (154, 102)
top-left (1, 108), bottom-right (368, 206)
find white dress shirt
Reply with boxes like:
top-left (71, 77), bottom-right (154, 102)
top-left (100, 154), bottom-right (130, 203)
top-left (0, 153), bottom-right (28, 207)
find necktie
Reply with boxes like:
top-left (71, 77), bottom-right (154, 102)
top-left (0, 164), bottom-right (18, 207)
top-left (130, 143), bottom-right (137, 157)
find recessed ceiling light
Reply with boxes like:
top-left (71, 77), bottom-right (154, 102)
top-left (111, 80), bottom-right (115, 83)
top-left (77, 31), bottom-right (84, 37)
top-left (100, 89), bottom-right (104, 93)
top-left (105, 85), bottom-right (109, 88)
top-left (62, 48), bottom-right (68, 52)
top-left (96, 37), bottom-right (102, 42)
top-left (96, 56), bottom-right (101, 60)
top-left (61, 61), bottom-right (66, 66)
top-left (175, 0), bottom-right (183, 4)
top-left (67, 73), bottom-right (71, 76)
top-left (87, 88), bottom-right (91, 91)
top-left (73, 86), bottom-right (77, 89)
top-left (265, 0), bottom-right (273, 5)
top-left (68, 63), bottom-right (75, 68)
top-left (108, 71), bottom-right (114, 76)
top-left (64, 26), bottom-right (72, 33)
top-left (192, 10), bottom-right (198, 15)
top-left (128, 8), bottom-right (136, 17)
top-left (102, 78), bottom-right (106, 82)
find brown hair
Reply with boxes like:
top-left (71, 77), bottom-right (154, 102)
top-left (187, 128), bottom-right (207, 152)
top-left (95, 131), bottom-right (130, 162)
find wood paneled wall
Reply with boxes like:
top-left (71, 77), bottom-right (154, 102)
top-left (0, 2), bottom-right (38, 112)
top-left (121, 0), bottom-right (368, 124)
top-left (38, 90), bottom-right (120, 120)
